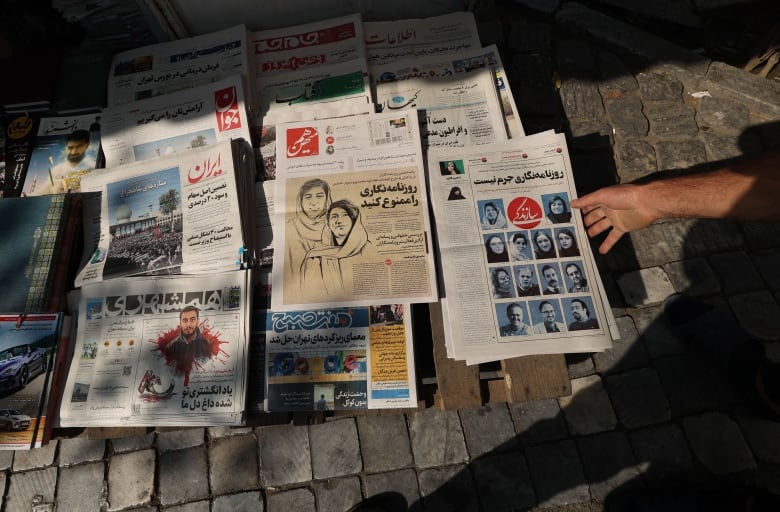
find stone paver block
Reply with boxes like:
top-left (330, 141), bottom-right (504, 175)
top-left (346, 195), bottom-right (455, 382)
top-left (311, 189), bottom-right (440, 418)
top-left (656, 139), bottom-right (708, 171)
top-left (471, 451), bottom-right (536, 510)
top-left (159, 446), bottom-right (209, 506)
top-left (616, 267), bottom-right (676, 306)
top-left (509, 398), bottom-right (568, 446)
top-left (258, 424), bottom-right (312, 487)
top-left (604, 94), bottom-right (648, 137)
top-left (592, 315), bottom-right (650, 374)
top-left (365, 469), bottom-right (422, 512)
top-left (212, 492), bottom-right (263, 512)
top-left (314, 477), bottom-right (362, 512)
top-left (59, 437), bottom-right (105, 466)
top-left (266, 488), bottom-right (315, 512)
top-left (163, 501), bottom-right (209, 512)
top-left (709, 251), bottom-right (764, 293)
top-left (615, 140), bottom-right (657, 182)
top-left (419, 465), bottom-right (479, 512)
top-left (459, 404), bottom-right (516, 457)
top-left (559, 375), bottom-right (617, 435)
top-left (729, 291), bottom-right (780, 341)
top-left (6, 467), bottom-right (57, 512)
top-left (633, 305), bottom-right (687, 358)
top-left (738, 416), bottom-right (780, 464)
top-left (750, 250), bottom-right (780, 291)
top-left (683, 412), bottom-right (756, 474)
top-left (56, 462), bottom-right (106, 511)
top-left (108, 449), bottom-right (155, 511)
top-left (630, 424), bottom-right (697, 487)
top-left (636, 71), bottom-right (683, 101)
top-left (357, 414), bottom-right (413, 473)
top-left (645, 103), bottom-right (698, 137)
top-left (696, 95), bottom-right (752, 137)
top-left (111, 432), bottom-right (155, 453)
top-left (704, 61), bottom-right (780, 117)
top-left (682, 219), bottom-right (745, 257)
top-left (310, 418), bottom-right (361, 479)
top-left (408, 409), bottom-right (468, 469)
top-left (525, 440), bottom-right (590, 508)
top-left (566, 353), bottom-right (595, 379)
top-left (742, 222), bottom-right (780, 252)
top-left (568, 118), bottom-right (614, 151)
top-left (702, 130), bottom-right (760, 161)
top-left (577, 431), bottom-right (643, 501)
top-left (605, 368), bottom-right (671, 429)
top-left (560, 78), bottom-right (605, 119)
top-left (207, 426), bottom-right (252, 440)
top-left (209, 434), bottom-right (259, 495)
top-left (0, 450), bottom-right (13, 470)
top-left (13, 440), bottom-right (57, 471)
top-left (662, 258), bottom-right (721, 297)
top-left (556, 37), bottom-right (597, 77)
top-left (597, 51), bottom-right (638, 93)
top-left (655, 354), bottom-right (735, 416)
top-left (156, 428), bottom-right (204, 453)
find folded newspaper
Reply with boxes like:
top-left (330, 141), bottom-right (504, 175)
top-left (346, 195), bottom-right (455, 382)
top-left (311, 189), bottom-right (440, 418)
top-left (427, 132), bottom-right (618, 363)
top-left (59, 271), bottom-right (251, 427)
top-left (75, 139), bottom-right (256, 287)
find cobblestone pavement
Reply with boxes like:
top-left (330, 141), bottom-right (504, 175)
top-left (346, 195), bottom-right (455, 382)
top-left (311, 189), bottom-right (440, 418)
top-left (4, 1), bottom-right (780, 511)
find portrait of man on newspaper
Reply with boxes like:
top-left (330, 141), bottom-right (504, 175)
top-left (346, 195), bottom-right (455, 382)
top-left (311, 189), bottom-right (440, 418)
top-left (154, 306), bottom-right (222, 386)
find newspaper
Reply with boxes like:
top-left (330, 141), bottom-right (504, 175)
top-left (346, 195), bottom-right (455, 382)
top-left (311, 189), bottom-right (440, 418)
top-left (107, 25), bottom-right (252, 107)
top-left (250, 14), bottom-right (365, 75)
top-left (100, 74), bottom-right (253, 167)
top-left (59, 271), bottom-right (251, 426)
top-left (374, 67), bottom-right (508, 150)
top-left (264, 303), bottom-right (417, 411)
top-left (271, 110), bottom-right (438, 309)
top-left (74, 139), bottom-right (256, 287)
top-left (21, 113), bottom-right (102, 196)
top-left (370, 44), bottom-right (524, 139)
top-left (364, 11), bottom-right (481, 66)
top-left (427, 132), bottom-right (618, 363)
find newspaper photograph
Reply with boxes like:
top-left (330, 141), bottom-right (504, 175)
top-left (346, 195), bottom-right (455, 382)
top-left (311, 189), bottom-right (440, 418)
top-left (427, 132), bottom-right (618, 363)
top-left (264, 303), bottom-right (417, 411)
top-left (75, 140), bottom-right (255, 287)
top-left (370, 44), bottom-right (524, 139)
top-left (59, 271), bottom-right (251, 427)
top-left (21, 113), bottom-right (102, 196)
top-left (100, 74), bottom-right (252, 167)
top-left (364, 11), bottom-right (481, 66)
top-left (107, 25), bottom-right (251, 107)
top-left (272, 110), bottom-right (438, 309)
top-left (375, 67), bottom-right (508, 150)
top-left (250, 13), bottom-right (365, 75)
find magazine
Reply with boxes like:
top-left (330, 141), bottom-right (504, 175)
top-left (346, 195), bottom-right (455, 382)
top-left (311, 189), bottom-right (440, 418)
top-left (74, 139), bottom-right (256, 287)
top-left (59, 271), bottom-right (251, 427)
top-left (271, 110), bottom-right (439, 309)
top-left (264, 303), bottom-right (417, 411)
top-left (427, 132), bottom-right (618, 363)
top-left (100, 74), bottom-right (253, 167)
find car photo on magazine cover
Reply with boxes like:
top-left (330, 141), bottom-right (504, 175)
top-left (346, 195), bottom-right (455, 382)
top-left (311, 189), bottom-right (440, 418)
top-left (0, 409), bottom-right (31, 431)
top-left (0, 344), bottom-right (48, 393)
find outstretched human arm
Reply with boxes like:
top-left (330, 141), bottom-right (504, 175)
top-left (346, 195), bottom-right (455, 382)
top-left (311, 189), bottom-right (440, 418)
top-left (570, 150), bottom-right (780, 254)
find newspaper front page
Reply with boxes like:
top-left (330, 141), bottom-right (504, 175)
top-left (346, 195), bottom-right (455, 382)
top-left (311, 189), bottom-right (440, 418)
top-left (272, 110), bottom-right (438, 309)
top-left (364, 11), bottom-right (481, 66)
top-left (59, 271), bottom-right (251, 426)
top-left (75, 139), bottom-right (255, 287)
top-left (101, 74), bottom-right (252, 167)
top-left (374, 67), bottom-right (508, 150)
top-left (427, 133), bottom-right (617, 363)
top-left (107, 25), bottom-right (251, 107)
top-left (264, 303), bottom-right (417, 411)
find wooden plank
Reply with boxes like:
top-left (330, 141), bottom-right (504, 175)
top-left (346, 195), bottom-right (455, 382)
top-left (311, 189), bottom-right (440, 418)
top-left (501, 354), bottom-right (571, 402)
top-left (429, 302), bottom-right (482, 410)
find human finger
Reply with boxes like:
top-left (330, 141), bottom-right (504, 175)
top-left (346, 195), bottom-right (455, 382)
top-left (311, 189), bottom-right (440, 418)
top-left (598, 229), bottom-right (626, 254)
top-left (584, 216), bottom-right (614, 238)
top-left (581, 208), bottom-right (609, 230)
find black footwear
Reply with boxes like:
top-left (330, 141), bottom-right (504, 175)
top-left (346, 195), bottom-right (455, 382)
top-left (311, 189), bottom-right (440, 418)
top-left (346, 492), bottom-right (408, 512)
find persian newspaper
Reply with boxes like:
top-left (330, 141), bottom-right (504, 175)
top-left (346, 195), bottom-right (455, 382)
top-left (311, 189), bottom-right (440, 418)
top-left (264, 303), bottom-right (417, 411)
top-left (427, 132), bottom-right (618, 363)
top-left (59, 271), bottom-right (251, 427)
top-left (374, 66), bottom-right (508, 150)
top-left (271, 110), bottom-right (438, 309)
top-left (250, 13), bottom-right (365, 75)
top-left (74, 139), bottom-right (256, 287)
top-left (107, 25), bottom-right (252, 107)
top-left (370, 44), bottom-right (524, 139)
top-left (100, 74), bottom-right (253, 168)
top-left (364, 11), bottom-right (481, 66)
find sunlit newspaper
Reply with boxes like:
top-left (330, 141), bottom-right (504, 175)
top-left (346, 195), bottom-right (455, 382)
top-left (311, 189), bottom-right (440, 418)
top-left (59, 271), bottom-right (251, 426)
top-left (272, 110), bottom-right (438, 309)
top-left (427, 133), bottom-right (618, 363)
top-left (107, 24), bottom-right (252, 107)
top-left (365, 11), bottom-right (481, 66)
top-left (264, 303), bottom-right (417, 411)
top-left (375, 67), bottom-right (508, 150)
top-left (75, 139), bottom-right (256, 287)
top-left (101, 74), bottom-right (253, 167)
top-left (250, 13), bottom-right (365, 75)
top-left (371, 44), bottom-right (524, 139)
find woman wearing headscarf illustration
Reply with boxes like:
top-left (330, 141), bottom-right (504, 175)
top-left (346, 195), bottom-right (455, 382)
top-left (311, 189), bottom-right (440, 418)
top-left (546, 195), bottom-right (572, 223)
top-left (301, 199), bottom-right (373, 298)
top-left (285, 179), bottom-right (332, 289)
top-left (479, 201), bottom-right (507, 230)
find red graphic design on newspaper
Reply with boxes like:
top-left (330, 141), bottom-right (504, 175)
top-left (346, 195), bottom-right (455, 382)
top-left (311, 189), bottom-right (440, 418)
top-left (214, 86), bottom-right (241, 132)
top-left (508, 196), bottom-right (543, 229)
top-left (286, 127), bottom-right (319, 158)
